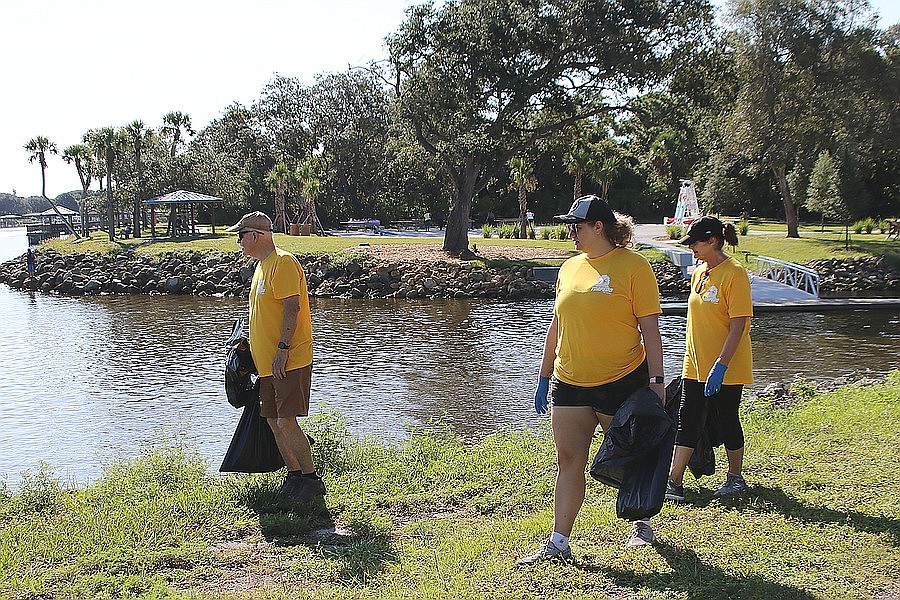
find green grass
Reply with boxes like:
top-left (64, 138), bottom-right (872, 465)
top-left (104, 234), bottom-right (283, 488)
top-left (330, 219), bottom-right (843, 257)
top-left (41, 231), bottom-right (573, 256)
top-left (716, 224), bottom-right (900, 268)
top-left (2, 374), bottom-right (898, 599)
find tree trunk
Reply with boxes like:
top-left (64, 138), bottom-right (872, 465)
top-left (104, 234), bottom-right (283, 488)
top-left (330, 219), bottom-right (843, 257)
top-left (274, 188), bottom-right (287, 233)
top-left (518, 187), bottom-right (528, 239)
top-left (106, 153), bottom-right (115, 241)
top-left (574, 173), bottom-right (582, 200)
top-left (133, 147), bottom-right (142, 238)
top-left (773, 165), bottom-right (800, 238)
top-left (442, 162), bottom-right (478, 254)
top-left (80, 184), bottom-right (90, 237)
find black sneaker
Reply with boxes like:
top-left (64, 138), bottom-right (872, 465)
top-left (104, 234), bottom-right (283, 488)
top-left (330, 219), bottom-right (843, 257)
top-left (665, 479), bottom-right (685, 502)
top-left (280, 475), bottom-right (326, 502)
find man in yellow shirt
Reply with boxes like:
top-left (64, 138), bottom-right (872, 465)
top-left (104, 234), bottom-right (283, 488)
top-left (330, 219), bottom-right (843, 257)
top-left (228, 211), bottom-right (323, 504)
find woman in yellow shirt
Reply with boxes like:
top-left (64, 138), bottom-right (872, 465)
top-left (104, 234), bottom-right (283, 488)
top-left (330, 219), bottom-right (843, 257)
top-left (666, 216), bottom-right (753, 503)
top-left (518, 196), bottom-right (665, 565)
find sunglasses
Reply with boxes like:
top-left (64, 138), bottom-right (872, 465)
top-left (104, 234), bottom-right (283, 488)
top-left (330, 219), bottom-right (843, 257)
top-left (237, 229), bottom-right (260, 241)
top-left (695, 269), bottom-right (711, 294)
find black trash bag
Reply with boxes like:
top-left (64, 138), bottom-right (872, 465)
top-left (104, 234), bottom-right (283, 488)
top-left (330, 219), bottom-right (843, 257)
top-left (220, 390), bottom-right (285, 473)
top-left (590, 387), bottom-right (675, 521)
top-left (663, 376), bottom-right (717, 479)
top-left (225, 318), bottom-right (257, 409)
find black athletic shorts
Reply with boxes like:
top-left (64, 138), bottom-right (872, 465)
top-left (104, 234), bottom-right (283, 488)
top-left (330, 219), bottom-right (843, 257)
top-left (550, 360), bottom-right (649, 416)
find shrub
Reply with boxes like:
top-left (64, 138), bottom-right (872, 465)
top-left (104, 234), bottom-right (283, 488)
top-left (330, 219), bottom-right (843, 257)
top-left (498, 224), bottom-right (518, 239)
top-left (666, 224), bottom-right (684, 240)
top-left (737, 220), bottom-right (750, 236)
top-left (545, 224), bottom-right (568, 240)
top-left (852, 218), bottom-right (876, 234)
top-left (481, 224), bottom-right (494, 239)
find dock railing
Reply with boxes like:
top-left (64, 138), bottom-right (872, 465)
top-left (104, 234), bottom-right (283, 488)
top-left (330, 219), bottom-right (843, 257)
top-left (753, 255), bottom-right (820, 297)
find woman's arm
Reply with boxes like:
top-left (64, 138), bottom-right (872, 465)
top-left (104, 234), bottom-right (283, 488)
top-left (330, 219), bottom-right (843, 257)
top-left (539, 314), bottom-right (559, 378)
top-left (637, 313), bottom-right (665, 401)
top-left (716, 316), bottom-right (748, 367)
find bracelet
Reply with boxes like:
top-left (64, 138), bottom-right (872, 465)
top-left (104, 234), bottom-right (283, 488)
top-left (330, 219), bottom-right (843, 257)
top-left (649, 376), bottom-right (664, 384)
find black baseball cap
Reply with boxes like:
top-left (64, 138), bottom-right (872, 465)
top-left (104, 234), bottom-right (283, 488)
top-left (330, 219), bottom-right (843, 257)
top-left (679, 216), bottom-right (725, 245)
top-left (554, 195), bottom-right (615, 225)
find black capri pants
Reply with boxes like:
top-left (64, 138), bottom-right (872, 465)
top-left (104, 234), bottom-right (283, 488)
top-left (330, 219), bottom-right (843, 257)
top-left (675, 378), bottom-right (745, 451)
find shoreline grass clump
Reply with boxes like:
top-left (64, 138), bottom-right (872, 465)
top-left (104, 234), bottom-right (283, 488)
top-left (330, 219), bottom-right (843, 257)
top-left (2, 373), bottom-right (898, 599)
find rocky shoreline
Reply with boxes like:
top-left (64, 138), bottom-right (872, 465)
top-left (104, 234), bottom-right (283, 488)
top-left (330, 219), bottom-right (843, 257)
top-left (0, 249), bottom-right (691, 300)
top-left (808, 256), bottom-right (900, 297)
top-left (2, 249), bottom-right (897, 300)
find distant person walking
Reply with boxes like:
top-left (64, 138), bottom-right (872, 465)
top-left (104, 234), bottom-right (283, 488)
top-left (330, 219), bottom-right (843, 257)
top-left (518, 195), bottom-right (665, 565)
top-left (666, 216), bottom-right (753, 502)
top-left (228, 211), bottom-right (325, 505)
top-left (25, 248), bottom-right (35, 276)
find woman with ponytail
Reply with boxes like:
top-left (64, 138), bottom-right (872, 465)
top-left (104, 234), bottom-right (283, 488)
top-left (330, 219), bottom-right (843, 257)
top-left (666, 216), bottom-right (753, 502)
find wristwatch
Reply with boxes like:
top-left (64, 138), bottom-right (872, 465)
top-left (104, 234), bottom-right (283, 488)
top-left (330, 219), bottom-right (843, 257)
top-left (649, 376), bottom-right (664, 384)
top-left (277, 341), bottom-right (290, 350)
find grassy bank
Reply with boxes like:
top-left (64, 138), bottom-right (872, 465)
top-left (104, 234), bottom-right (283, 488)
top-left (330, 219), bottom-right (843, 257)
top-left (716, 222), bottom-right (899, 268)
top-left (40, 231), bottom-right (574, 258)
top-left (2, 374), bottom-right (898, 599)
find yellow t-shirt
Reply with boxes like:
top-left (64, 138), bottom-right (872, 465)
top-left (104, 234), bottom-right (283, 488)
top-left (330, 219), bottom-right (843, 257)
top-left (553, 248), bottom-right (661, 386)
top-left (682, 256), bottom-right (753, 384)
top-left (248, 248), bottom-right (313, 377)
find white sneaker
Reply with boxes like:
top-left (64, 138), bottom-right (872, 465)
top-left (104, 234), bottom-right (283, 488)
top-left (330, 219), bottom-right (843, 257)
top-left (625, 521), bottom-right (655, 548)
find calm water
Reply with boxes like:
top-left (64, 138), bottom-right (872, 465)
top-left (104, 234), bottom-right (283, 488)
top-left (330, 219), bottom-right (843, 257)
top-left (0, 229), bottom-right (897, 487)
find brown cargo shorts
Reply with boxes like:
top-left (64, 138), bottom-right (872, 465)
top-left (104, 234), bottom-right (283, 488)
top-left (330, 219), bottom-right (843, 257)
top-left (259, 363), bottom-right (312, 418)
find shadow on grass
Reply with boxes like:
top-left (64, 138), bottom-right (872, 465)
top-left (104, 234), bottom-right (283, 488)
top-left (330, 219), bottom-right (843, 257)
top-left (242, 483), bottom-right (398, 583)
top-left (687, 485), bottom-right (900, 547)
top-left (580, 541), bottom-right (816, 600)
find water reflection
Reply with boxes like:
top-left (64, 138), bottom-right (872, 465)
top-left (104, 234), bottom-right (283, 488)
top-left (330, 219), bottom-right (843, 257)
top-left (0, 240), bottom-right (897, 487)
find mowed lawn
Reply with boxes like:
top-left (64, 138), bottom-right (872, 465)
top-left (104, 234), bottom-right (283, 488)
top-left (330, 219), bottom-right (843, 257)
top-left (1, 374), bottom-right (898, 599)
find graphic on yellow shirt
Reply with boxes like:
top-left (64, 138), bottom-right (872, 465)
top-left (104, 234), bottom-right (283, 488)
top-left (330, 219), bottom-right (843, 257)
top-left (591, 274), bottom-right (613, 293)
top-left (702, 285), bottom-right (719, 304)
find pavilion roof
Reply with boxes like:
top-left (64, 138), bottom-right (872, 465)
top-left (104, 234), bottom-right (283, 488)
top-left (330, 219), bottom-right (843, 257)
top-left (23, 206), bottom-right (78, 217)
top-left (143, 190), bottom-right (224, 205)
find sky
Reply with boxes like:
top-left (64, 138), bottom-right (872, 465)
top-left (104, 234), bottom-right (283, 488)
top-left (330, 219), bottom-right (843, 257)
top-left (2, 0), bottom-right (897, 199)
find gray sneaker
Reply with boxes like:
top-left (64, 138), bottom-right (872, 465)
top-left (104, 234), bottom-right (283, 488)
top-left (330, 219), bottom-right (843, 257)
top-left (516, 541), bottom-right (572, 565)
top-left (665, 479), bottom-right (685, 502)
top-left (625, 521), bottom-right (655, 548)
top-left (714, 473), bottom-right (748, 497)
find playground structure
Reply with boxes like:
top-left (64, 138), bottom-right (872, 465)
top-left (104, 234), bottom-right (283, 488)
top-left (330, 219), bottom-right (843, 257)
top-left (664, 179), bottom-right (702, 225)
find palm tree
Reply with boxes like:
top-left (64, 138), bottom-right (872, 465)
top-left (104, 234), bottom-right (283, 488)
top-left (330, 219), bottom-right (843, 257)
top-left (62, 144), bottom-right (95, 236)
top-left (592, 155), bottom-right (620, 201)
top-left (90, 127), bottom-right (119, 241)
top-left (161, 111), bottom-right (194, 158)
top-left (124, 120), bottom-right (151, 237)
top-left (24, 136), bottom-right (79, 238)
top-left (508, 156), bottom-right (537, 239)
top-left (267, 161), bottom-right (292, 234)
top-left (564, 145), bottom-right (593, 200)
top-left (302, 177), bottom-right (323, 235)
top-left (296, 156), bottom-right (325, 234)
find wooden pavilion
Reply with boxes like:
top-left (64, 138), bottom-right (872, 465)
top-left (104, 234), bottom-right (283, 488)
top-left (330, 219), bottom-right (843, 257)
top-left (142, 190), bottom-right (224, 237)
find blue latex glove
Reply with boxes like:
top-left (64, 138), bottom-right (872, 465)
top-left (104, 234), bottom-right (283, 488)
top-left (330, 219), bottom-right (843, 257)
top-left (704, 362), bottom-right (728, 397)
top-left (534, 376), bottom-right (550, 414)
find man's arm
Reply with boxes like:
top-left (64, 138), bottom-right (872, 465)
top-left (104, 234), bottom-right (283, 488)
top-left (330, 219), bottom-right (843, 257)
top-left (272, 294), bottom-right (301, 379)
